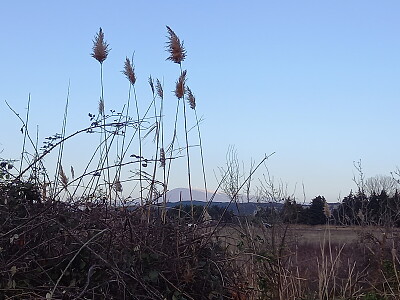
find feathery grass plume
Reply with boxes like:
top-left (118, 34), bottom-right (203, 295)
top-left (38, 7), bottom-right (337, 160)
top-left (91, 28), bottom-right (110, 64)
top-left (160, 148), bottom-right (166, 168)
top-left (98, 98), bottom-right (104, 115)
top-left (166, 26), bottom-right (186, 64)
top-left (323, 202), bottom-right (331, 218)
top-left (148, 76), bottom-right (154, 95)
top-left (175, 70), bottom-right (187, 99)
top-left (59, 165), bottom-right (68, 190)
top-left (156, 79), bottom-right (163, 99)
top-left (185, 86), bottom-right (196, 109)
top-left (122, 57), bottom-right (136, 85)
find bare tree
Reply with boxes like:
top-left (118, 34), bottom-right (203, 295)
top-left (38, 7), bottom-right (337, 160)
top-left (219, 146), bottom-right (243, 203)
top-left (365, 175), bottom-right (399, 197)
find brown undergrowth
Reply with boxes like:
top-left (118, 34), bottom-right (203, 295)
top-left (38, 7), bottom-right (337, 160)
top-left (0, 182), bottom-right (246, 299)
top-left (2, 183), bottom-right (400, 299)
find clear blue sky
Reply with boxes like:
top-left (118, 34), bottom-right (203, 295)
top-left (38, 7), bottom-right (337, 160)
top-left (1, 1), bottom-right (399, 202)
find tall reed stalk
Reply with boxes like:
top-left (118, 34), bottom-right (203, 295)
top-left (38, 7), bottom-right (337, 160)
top-left (91, 28), bottom-right (112, 202)
top-left (19, 94), bottom-right (30, 174)
top-left (121, 56), bottom-right (142, 204)
top-left (147, 76), bottom-right (161, 206)
top-left (166, 26), bottom-right (195, 217)
top-left (185, 87), bottom-right (208, 202)
top-left (53, 83), bottom-right (70, 198)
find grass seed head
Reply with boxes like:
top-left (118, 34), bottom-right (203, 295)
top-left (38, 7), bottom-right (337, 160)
top-left (148, 76), bottom-right (154, 95)
top-left (323, 202), bottom-right (331, 218)
top-left (122, 57), bottom-right (136, 85)
top-left (185, 86), bottom-right (196, 109)
top-left (156, 79), bottom-right (163, 99)
top-left (91, 27), bottom-right (110, 64)
top-left (166, 26), bottom-right (186, 64)
top-left (175, 70), bottom-right (187, 99)
top-left (59, 165), bottom-right (68, 190)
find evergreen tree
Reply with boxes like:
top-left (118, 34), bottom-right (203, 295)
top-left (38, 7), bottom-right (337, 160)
top-left (306, 196), bottom-right (327, 225)
top-left (281, 198), bottom-right (305, 224)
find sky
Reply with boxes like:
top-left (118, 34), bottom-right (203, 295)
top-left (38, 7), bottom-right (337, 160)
top-left (1, 1), bottom-right (399, 203)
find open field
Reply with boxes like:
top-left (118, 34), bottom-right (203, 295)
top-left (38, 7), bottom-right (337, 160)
top-left (205, 222), bottom-right (400, 299)
top-left (289, 224), bottom-right (400, 244)
top-left (213, 223), bottom-right (400, 248)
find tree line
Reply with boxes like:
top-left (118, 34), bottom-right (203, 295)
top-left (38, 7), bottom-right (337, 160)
top-left (255, 190), bottom-right (400, 227)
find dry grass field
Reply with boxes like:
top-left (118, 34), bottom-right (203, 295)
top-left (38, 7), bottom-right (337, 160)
top-left (206, 222), bottom-right (400, 299)
top-left (289, 224), bottom-right (400, 244)
top-left (214, 223), bottom-right (400, 246)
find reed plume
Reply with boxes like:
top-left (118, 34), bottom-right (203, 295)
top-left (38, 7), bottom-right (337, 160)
top-left (148, 76), bottom-right (154, 95)
top-left (185, 86), bottom-right (196, 109)
top-left (323, 202), bottom-right (332, 218)
top-left (166, 26), bottom-right (186, 64)
top-left (122, 57), bottom-right (136, 85)
top-left (59, 165), bottom-right (68, 190)
top-left (91, 28), bottom-right (110, 64)
top-left (156, 79), bottom-right (163, 99)
top-left (175, 70), bottom-right (187, 99)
